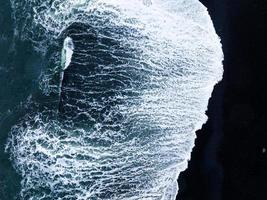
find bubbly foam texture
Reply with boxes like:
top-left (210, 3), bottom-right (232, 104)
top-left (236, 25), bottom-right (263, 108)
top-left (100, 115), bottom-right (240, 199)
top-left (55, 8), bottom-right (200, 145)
top-left (62, 36), bottom-right (74, 70)
top-left (7, 0), bottom-right (223, 199)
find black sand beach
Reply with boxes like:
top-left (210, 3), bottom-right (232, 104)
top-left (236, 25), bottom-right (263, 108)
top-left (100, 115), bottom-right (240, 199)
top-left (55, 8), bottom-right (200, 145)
top-left (177, 0), bottom-right (267, 200)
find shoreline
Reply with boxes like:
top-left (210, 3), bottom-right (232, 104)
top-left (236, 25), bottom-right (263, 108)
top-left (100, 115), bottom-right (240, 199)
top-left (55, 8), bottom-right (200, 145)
top-left (177, 0), bottom-right (226, 199)
top-left (177, 0), bottom-right (267, 200)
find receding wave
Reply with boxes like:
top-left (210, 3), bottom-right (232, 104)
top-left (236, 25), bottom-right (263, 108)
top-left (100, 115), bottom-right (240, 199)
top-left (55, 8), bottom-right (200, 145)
top-left (6, 0), bottom-right (223, 199)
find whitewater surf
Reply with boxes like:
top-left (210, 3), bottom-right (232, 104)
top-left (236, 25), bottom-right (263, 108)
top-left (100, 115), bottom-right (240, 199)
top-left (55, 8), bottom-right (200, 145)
top-left (5, 0), bottom-right (223, 199)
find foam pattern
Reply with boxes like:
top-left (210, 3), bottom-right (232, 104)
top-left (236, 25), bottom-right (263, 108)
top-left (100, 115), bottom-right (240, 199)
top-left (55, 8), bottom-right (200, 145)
top-left (6, 0), bottom-right (223, 199)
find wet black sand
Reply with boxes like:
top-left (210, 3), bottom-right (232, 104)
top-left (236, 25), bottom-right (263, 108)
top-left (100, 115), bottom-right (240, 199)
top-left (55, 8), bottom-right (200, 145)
top-left (177, 0), bottom-right (267, 200)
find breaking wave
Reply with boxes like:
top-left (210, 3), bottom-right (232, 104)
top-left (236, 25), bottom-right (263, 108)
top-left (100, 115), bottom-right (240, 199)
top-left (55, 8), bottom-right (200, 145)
top-left (6, 0), bottom-right (223, 199)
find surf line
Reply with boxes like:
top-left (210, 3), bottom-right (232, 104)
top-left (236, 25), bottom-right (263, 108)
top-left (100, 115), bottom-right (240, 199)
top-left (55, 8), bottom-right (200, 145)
top-left (58, 36), bottom-right (74, 111)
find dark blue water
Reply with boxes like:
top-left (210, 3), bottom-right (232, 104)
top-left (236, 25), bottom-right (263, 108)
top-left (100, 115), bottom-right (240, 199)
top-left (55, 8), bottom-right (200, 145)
top-left (0, 1), bottom-right (53, 199)
top-left (0, 0), bottom-right (27, 198)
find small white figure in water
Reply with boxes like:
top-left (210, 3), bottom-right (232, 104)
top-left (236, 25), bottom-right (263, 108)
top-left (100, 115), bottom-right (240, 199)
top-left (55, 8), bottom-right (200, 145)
top-left (262, 148), bottom-right (266, 154)
top-left (61, 36), bottom-right (74, 70)
top-left (59, 36), bottom-right (74, 104)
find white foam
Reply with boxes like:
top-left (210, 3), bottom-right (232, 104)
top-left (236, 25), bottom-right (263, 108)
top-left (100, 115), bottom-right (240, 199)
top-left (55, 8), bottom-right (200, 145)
top-left (7, 0), bottom-right (224, 199)
top-left (62, 36), bottom-right (74, 70)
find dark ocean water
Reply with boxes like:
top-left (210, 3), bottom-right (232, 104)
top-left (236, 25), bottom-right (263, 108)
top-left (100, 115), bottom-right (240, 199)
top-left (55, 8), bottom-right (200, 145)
top-left (0, 0), bottom-right (25, 198)
top-left (0, 1), bottom-right (223, 199)
top-left (0, 1), bottom-right (55, 198)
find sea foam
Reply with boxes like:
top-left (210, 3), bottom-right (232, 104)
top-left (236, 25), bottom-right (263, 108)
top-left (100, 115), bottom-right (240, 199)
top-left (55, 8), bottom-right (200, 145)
top-left (6, 0), bottom-right (223, 199)
top-left (62, 36), bottom-right (74, 70)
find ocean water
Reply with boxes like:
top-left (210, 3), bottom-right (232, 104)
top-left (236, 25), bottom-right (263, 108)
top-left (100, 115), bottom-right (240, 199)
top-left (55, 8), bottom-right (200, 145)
top-left (0, 0), bottom-right (223, 200)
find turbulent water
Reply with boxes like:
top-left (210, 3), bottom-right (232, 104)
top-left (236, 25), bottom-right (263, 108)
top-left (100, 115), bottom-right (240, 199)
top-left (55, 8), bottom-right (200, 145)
top-left (2, 0), bottom-right (223, 199)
